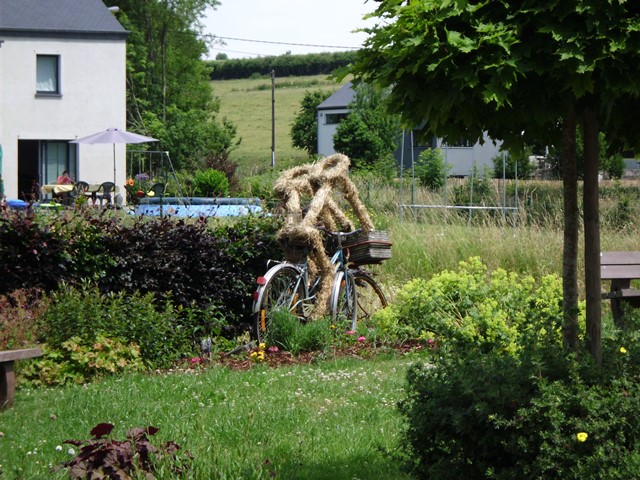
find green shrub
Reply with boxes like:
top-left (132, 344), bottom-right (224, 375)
top-left (38, 286), bottom-right (192, 369)
top-left (396, 261), bottom-right (640, 480)
top-left (400, 335), bottom-right (640, 480)
top-left (492, 151), bottom-right (535, 179)
top-left (193, 169), bottom-right (229, 197)
top-left (415, 148), bottom-right (449, 190)
top-left (20, 334), bottom-right (144, 386)
top-left (374, 257), bottom-right (572, 355)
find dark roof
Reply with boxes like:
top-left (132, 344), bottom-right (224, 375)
top-left (317, 81), bottom-right (356, 110)
top-left (0, 0), bottom-right (127, 39)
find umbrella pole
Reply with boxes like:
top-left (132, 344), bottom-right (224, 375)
top-left (113, 143), bottom-right (116, 186)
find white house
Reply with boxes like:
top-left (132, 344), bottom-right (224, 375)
top-left (317, 82), bottom-right (503, 177)
top-left (0, 0), bottom-right (127, 201)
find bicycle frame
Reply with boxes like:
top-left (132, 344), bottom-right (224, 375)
top-left (252, 232), bottom-right (354, 320)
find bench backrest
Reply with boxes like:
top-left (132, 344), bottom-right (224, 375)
top-left (0, 348), bottom-right (42, 363)
top-left (601, 251), bottom-right (640, 280)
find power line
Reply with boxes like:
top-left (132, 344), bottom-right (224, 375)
top-left (209, 46), bottom-right (270, 57)
top-left (201, 33), bottom-right (361, 50)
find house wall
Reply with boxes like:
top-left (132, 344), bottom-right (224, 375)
top-left (436, 137), bottom-right (502, 177)
top-left (317, 111), bottom-right (503, 177)
top-left (0, 35), bottom-right (126, 199)
top-left (397, 136), bottom-right (502, 176)
top-left (317, 108), bottom-right (349, 157)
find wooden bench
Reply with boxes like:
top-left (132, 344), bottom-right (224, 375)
top-left (600, 251), bottom-right (640, 325)
top-left (0, 348), bottom-right (42, 409)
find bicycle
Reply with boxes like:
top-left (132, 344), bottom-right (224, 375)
top-left (252, 229), bottom-right (361, 344)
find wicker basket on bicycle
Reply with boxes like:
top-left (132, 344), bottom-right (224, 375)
top-left (344, 230), bottom-right (392, 266)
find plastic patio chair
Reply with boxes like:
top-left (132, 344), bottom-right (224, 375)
top-left (69, 181), bottom-right (90, 206)
top-left (148, 182), bottom-right (165, 198)
top-left (95, 181), bottom-right (116, 207)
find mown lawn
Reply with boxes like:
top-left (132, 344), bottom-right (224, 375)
top-left (1, 352), bottom-right (422, 479)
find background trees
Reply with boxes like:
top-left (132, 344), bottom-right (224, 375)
top-left (290, 90), bottom-right (332, 156)
top-left (106, 0), bottom-right (237, 170)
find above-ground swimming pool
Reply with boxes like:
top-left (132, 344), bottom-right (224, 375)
top-left (134, 197), bottom-right (263, 217)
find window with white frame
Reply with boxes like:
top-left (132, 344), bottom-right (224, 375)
top-left (36, 55), bottom-right (60, 94)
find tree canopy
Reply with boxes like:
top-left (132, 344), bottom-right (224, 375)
top-left (350, 0), bottom-right (640, 361)
top-left (352, 0), bottom-right (640, 148)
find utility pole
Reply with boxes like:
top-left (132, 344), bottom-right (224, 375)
top-left (271, 70), bottom-right (276, 168)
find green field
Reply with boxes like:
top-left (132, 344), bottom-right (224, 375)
top-left (212, 74), bottom-right (343, 176)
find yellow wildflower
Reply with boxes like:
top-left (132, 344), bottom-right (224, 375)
top-left (576, 432), bottom-right (588, 443)
top-left (620, 347), bottom-right (628, 354)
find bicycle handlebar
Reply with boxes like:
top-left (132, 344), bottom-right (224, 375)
top-left (316, 226), bottom-right (362, 239)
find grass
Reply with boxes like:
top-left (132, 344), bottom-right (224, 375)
top-left (213, 74), bottom-right (343, 176)
top-left (1, 353), bottom-right (419, 479)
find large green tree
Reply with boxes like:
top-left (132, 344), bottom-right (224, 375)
top-left (106, 0), bottom-right (237, 170)
top-left (350, 0), bottom-right (640, 362)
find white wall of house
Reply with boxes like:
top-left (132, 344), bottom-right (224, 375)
top-left (0, 35), bottom-right (126, 199)
top-left (436, 137), bottom-right (502, 177)
top-left (317, 108), bottom-right (349, 157)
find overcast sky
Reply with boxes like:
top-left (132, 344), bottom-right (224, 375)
top-left (202, 0), bottom-right (378, 59)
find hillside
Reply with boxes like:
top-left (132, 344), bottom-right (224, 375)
top-left (212, 74), bottom-right (344, 176)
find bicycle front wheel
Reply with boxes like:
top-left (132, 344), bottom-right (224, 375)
top-left (253, 264), bottom-right (305, 344)
top-left (353, 270), bottom-right (388, 324)
top-left (330, 269), bottom-right (357, 331)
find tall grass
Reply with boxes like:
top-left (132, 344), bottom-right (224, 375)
top-left (1, 354), bottom-right (417, 479)
top-left (345, 176), bottom-right (640, 299)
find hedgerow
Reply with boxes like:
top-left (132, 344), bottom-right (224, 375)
top-left (0, 209), bottom-right (282, 327)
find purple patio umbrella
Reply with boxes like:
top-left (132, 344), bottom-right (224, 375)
top-left (70, 128), bottom-right (158, 186)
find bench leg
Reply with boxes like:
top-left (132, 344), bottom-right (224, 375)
top-left (611, 279), bottom-right (632, 328)
top-left (0, 361), bottom-right (16, 409)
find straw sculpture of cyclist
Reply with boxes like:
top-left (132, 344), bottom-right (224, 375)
top-left (273, 154), bottom-right (374, 318)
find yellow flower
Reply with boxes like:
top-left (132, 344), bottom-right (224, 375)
top-left (620, 347), bottom-right (628, 354)
top-left (259, 342), bottom-right (266, 351)
top-left (249, 351), bottom-right (257, 358)
top-left (576, 432), bottom-right (588, 443)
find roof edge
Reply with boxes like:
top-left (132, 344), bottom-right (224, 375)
top-left (0, 29), bottom-right (129, 40)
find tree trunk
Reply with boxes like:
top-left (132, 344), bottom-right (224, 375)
top-left (583, 108), bottom-right (602, 364)
top-left (562, 106), bottom-right (579, 350)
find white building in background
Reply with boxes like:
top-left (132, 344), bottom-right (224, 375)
top-left (0, 0), bottom-right (127, 200)
top-left (317, 82), bottom-right (502, 177)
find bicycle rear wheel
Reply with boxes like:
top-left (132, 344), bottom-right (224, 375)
top-left (353, 270), bottom-right (388, 324)
top-left (330, 270), bottom-right (358, 331)
top-left (253, 265), bottom-right (305, 344)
